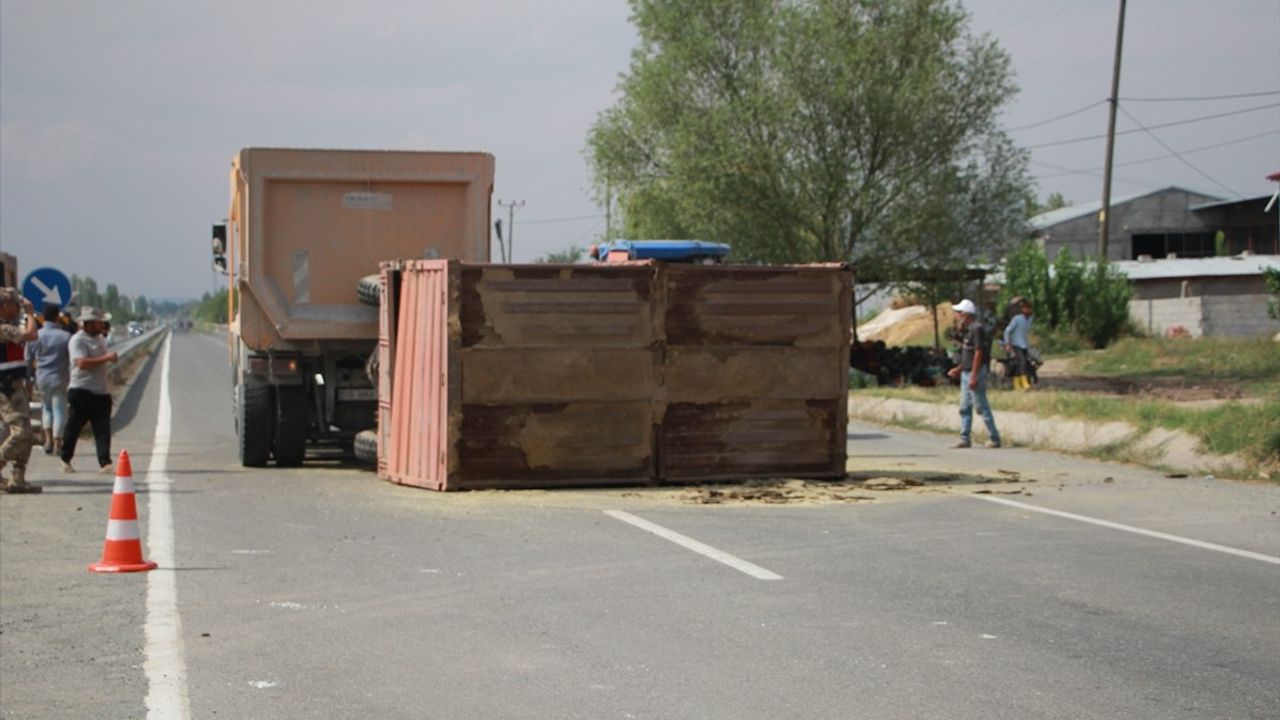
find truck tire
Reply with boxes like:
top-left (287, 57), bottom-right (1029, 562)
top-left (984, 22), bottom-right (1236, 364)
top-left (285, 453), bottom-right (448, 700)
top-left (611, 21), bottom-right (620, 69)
top-left (353, 429), bottom-right (378, 465)
top-left (357, 274), bottom-right (381, 307)
top-left (273, 385), bottom-right (308, 467)
top-left (238, 382), bottom-right (273, 468)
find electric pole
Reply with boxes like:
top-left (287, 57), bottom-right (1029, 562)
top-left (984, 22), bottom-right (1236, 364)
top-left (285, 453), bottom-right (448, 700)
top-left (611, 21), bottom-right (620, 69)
top-left (1098, 0), bottom-right (1128, 261)
top-left (497, 199), bottom-right (525, 262)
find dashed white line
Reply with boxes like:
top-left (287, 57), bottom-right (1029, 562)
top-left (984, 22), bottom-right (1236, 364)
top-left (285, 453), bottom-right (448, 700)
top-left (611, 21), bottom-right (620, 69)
top-left (144, 336), bottom-right (192, 719)
top-left (973, 495), bottom-right (1280, 566)
top-left (603, 510), bottom-right (783, 580)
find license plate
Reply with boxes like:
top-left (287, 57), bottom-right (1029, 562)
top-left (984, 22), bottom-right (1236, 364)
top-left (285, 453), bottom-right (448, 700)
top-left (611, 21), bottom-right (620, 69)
top-left (337, 388), bottom-right (376, 401)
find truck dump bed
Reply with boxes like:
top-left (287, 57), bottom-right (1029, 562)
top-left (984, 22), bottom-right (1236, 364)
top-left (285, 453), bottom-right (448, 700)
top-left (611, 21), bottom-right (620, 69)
top-left (377, 260), bottom-right (852, 490)
top-left (229, 148), bottom-right (494, 351)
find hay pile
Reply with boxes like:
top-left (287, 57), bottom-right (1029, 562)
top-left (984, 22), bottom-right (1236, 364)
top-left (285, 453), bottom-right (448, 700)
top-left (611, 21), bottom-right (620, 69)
top-left (858, 303), bottom-right (955, 345)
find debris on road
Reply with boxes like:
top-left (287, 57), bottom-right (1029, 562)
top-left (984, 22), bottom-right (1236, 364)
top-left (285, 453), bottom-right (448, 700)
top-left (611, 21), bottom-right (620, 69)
top-left (682, 479), bottom-right (874, 505)
top-left (675, 470), bottom-right (1038, 505)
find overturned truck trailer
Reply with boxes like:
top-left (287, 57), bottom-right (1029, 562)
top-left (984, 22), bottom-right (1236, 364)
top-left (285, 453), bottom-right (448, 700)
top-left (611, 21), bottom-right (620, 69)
top-left (374, 260), bottom-right (852, 490)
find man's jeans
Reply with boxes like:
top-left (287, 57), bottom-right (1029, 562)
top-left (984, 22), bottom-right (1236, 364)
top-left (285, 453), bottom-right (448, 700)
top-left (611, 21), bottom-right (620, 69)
top-left (959, 369), bottom-right (1000, 444)
top-left (38, 380), bottom-right (68, 438)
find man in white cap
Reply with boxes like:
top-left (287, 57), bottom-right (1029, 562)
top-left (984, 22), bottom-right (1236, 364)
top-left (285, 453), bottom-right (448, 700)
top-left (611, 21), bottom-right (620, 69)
top-left (946, 299), bottom-right (1001, 449)
top-left (59, 306), bottom-right (118, 473)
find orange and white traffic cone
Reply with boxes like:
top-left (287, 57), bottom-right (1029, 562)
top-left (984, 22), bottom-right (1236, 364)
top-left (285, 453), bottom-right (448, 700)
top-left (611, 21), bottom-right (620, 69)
top-left (88, 450), bottom-right (157, 573)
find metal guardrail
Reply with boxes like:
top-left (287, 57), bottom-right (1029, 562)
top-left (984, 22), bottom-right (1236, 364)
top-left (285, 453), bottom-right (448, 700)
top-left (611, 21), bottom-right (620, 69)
top-left (110, 325), bottom-right (168, 365)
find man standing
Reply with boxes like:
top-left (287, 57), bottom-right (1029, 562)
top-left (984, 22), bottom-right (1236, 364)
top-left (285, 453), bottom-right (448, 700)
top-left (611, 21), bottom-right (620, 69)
top-left (60, 307), bottom-right (118, 474)
top-left (947, 299), bottom-right (1001, 449)
top-left (1002, 299), bottom-right (1034, 391)
top-left (0, 288), bottom-right (41, 493)
top-left (28, 303), bottom-right (72, 455)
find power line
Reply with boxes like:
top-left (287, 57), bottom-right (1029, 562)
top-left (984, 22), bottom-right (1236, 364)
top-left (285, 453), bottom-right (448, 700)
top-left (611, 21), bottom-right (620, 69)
top-left (1024, 102), bottom-right (1280, 149)
top-left (1030, 129), bottom-right (1279, 179)
top-left (520, 213), bottom-right (604, 226)
top-left (1030, 159), bottom-right (1182, 189)
top-left (1005, 100), bottom-right (1107, 132)
top-left (1120, 90), bottom-right (1279, 102)
top-left (1116, 104), bottom-right (1241, 198)
top-left (999, 0), bottom-right (1067, 33)
top-left (1005, 0), bottom-right (1076, 39)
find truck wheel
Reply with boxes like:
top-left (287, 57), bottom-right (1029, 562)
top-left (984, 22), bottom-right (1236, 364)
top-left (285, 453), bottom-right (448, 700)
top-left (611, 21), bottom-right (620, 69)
top-left (353, 429), bottom-right (378, 465)
top-left (273, 385), bottom-right (308, 467)
top-left (238, 383), bottom-right (273, 467)
top-left (357, 274), bottom-right (381, 307)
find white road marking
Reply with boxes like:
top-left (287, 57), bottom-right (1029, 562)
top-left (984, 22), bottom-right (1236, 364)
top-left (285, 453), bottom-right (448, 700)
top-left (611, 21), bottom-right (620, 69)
top-left (973, 495), bottom-right (1280, 566)
top-left (603, 510), bottom-right (783, 580)
top-left (248, 680), bottom-right (280, 690)
top-left (144, 336), bottom-right (192, 719)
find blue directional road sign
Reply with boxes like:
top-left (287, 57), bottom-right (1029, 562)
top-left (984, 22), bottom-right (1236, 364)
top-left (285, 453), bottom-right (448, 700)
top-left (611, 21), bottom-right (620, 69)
top-left (22, 267), bottom-right (72, 310)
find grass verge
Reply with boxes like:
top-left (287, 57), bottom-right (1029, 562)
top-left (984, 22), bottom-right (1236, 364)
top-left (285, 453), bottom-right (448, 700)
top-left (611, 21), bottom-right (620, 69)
top-left (860, 385), bottom-right (1280, 469)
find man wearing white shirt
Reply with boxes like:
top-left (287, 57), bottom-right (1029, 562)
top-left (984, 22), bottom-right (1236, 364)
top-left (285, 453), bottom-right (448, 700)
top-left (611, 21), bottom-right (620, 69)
top-left (59, 307), bottom-right (118, 474)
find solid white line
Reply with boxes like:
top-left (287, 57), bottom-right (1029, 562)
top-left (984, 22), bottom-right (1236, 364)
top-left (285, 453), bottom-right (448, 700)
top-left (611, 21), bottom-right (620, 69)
top-left (144, 336), bottom-right (192, 719)
top-left (603, 510), bottom-right (783, 580)
top-left (972, 495), bottom-right (1280, 566)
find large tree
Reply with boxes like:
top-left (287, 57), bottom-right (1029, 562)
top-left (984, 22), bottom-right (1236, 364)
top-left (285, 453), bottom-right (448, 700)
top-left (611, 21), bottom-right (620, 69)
top-left (588, 0), bottom-right (1031, 290)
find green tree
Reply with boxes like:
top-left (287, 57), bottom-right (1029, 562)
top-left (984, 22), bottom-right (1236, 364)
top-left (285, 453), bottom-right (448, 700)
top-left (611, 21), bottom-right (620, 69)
top-left (1025, 191), bottom-right (1071, 218)
top-left (1000, 242), bottom-right (1132, 348)
top-left (1075, 260), bottom-right (1132, 348)
top-left (1264, 267), bottom-right (1280, 321)
top-left (587, 0), bottom-right (1031, 291)
top-left (193, 289), bottom-right (231, 324)
top-left (71, 275), bottom-right (102, 308)
top-left (536, 246), bottom-right (588, 264)
top-left (1051, 248), bottom-right (1085, 329)
top-left (999, 241), bottom-right (1051, 325)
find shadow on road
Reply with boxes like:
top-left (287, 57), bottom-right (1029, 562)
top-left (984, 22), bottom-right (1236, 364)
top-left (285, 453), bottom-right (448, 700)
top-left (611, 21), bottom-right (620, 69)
top-left (112, 341), bottom-right (163, 436)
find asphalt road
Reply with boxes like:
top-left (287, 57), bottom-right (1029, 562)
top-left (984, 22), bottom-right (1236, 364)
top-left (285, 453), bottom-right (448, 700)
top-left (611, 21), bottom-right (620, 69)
top-left (2, 332), bottom-right (1278, 719)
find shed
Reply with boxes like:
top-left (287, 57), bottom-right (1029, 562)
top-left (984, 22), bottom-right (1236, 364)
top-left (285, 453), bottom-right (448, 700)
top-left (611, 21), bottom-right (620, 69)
top-left (1117, 255), bottom-right (1280, 338)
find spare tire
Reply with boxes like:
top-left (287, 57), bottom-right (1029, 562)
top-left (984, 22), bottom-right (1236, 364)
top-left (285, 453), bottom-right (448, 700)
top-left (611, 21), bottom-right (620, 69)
top-left (353, 429), bottom-right (378, 465)
top-left (357, 274), bottom-right (381, 307)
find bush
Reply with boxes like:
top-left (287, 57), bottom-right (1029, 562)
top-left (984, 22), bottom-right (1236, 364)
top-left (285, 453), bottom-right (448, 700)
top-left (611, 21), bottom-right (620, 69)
top-left (1075, 260), bottom-right (1133, 348)
top-left (1001, 242), bottom-right (1132, 349)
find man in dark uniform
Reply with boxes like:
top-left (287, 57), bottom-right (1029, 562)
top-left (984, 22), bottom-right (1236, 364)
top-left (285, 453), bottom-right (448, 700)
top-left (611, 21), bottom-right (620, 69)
top-left (0, 287), bottom-right (41, 493)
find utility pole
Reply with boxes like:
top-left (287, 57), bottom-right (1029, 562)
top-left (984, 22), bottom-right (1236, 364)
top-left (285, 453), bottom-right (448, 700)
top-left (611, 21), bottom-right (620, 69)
top-left (1098, 0), bottom-right (1128, 261)
top-left (497, 198), bottom-right (525, 262)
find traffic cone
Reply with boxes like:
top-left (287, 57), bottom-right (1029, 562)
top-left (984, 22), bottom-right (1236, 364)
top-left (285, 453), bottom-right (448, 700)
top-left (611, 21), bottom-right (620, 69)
top-left (88, 450), bottom-right (157, 573)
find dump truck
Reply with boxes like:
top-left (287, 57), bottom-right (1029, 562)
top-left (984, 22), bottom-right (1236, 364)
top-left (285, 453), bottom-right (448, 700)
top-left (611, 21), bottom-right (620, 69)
top-left (212, 148), bottom-right (494, 466)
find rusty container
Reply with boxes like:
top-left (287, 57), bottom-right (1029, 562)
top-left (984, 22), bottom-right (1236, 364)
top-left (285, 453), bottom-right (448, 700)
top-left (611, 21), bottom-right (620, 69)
top-left (378, 260), bottom-right (851, 490)
top-left (659, 265), bottom-right (852, 481)
top-left (379, 260), bottom-right (659, 490)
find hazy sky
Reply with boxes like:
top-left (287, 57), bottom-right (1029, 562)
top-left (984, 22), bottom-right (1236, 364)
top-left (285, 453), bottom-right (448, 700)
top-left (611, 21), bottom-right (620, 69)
top-left (2, 0), bottom-right (1277, 300)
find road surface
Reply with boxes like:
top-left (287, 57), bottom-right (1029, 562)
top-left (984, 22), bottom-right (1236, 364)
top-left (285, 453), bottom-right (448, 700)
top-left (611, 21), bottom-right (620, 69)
top-left (3, 332), bottom-right (1278, 719)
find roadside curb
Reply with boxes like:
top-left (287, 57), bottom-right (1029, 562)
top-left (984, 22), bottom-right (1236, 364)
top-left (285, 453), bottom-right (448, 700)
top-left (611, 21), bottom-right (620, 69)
top-left (847, 394), bottom-right (1252, 478)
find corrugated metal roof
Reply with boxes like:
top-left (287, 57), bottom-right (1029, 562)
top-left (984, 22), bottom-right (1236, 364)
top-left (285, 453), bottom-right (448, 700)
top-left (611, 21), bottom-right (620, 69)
top-left (1114, 255), bottom-right (1280, 281)
top-left (1028, 186), bottom-right (1224, 230)
top-left (1187, 194), bottom-right (1274, 211)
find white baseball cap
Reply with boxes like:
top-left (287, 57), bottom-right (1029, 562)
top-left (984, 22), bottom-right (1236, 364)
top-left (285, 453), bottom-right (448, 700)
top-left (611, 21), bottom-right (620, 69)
top-left (951, 299), bottom-right (977, 316)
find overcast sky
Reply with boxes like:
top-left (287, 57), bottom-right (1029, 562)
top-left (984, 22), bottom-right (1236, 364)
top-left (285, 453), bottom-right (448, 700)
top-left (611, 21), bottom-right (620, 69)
top-left (2, 0), bottom-right (1277, 301)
